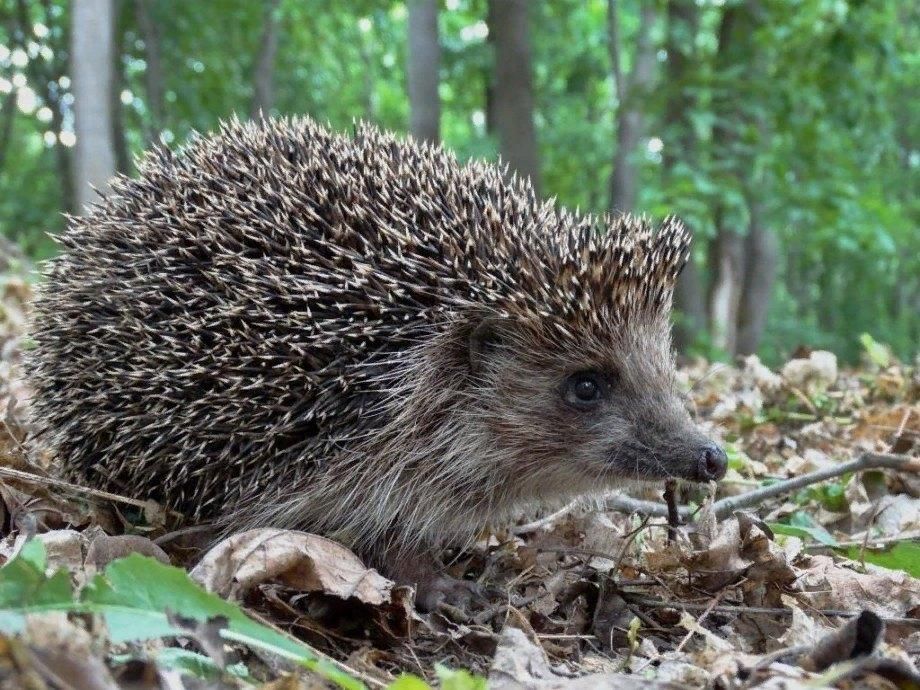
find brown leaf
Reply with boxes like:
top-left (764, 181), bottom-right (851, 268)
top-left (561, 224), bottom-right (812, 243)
top-left (83, 531), bottom-right (170, 570)
top-left (795, 554), bottom-right (919, 617)
top-left (191, 528), bottom-right (395, 606)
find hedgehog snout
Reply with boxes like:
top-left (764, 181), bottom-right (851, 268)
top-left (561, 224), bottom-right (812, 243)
top-left (695, 443), bottom-right (728, 482)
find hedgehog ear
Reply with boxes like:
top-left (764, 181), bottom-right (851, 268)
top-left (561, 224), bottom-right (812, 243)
top-left (468, 317), bottom-right (507, 375)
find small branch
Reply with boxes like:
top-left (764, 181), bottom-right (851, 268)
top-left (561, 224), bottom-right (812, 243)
top-left (663, 479), bottom-right (680, 541)
top-left (605, 452), bottom-right (919, 521)
top-left (804, 531), bottom-right (920, 552)
top-left (513, 501), bottom-right (579, 535)
top-left (0, 465), bottom-right (184, 520)
top-left (621, 595), bottom-right (920, 626)
top-left (709, 452), bottom-right (917, 520)
top-left (606, 493), bottom-right (678, 518)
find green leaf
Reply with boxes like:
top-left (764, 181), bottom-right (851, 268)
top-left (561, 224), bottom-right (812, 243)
top-left (112, 649), bottom-right (255, 684)
top-left (435, 665), bottom-right (488, 690)
top-left (859, 333), bottom-right (891, 368)
top-left (82, 555), bottom-right (363, 690)
top-left (843, 542), bottom-right (920, 577)
top-left (0, 540), bottom-right (74, 633)
top-left (769, 513), bottom-right (839, 547)
top-left (724, 443), bottom-right (752, 471)
top-left (153, 648), bottom-right (254, 683)
top-left (0, 547), bottom-right (362, 690)
top-left (386, 675), bottom-right (433, 690)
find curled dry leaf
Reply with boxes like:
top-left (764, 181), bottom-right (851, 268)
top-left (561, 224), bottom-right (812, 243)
top-left (794, 553), bottom-right (919, 618)
top-left (682, 512), bottom-right (797, 593)
top-left (191, 528), bottom-right (395, 606)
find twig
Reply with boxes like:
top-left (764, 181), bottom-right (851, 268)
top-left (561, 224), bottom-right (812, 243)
top-left (663, 479), bottom-right (680, 542)
top-left (633, 590), bottom-right (725, 675)
top-left (245, 607), bottom-right (387, 688)
top-left (621, 595), bottom-right (920, 626)
top-left (708, 452), bottom-right (917, 520)
top-left (0, 465), bottom-right (184, 520)
top-left (472, 591), bottom-right (543, 626)
top-left (606, 452), bottom-right (919, 521)
top-left (804, 531), bottom-right (920, 551)
top-left (513, 501), bottom-right (579, 535)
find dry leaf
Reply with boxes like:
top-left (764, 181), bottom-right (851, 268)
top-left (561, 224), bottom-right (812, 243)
top-left (191, 528), bottom-right (395, 606)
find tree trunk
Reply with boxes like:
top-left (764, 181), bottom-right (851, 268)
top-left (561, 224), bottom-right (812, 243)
top-left (487, 0), bottom-right (540, 194)
top-left (251, 0), bottom-right (281, 118)
top-left (707, 224), bottom-right (745, 355)
top-left (709, 1), bottom-right (774, 357)
top-left (608, 1), bottom-right (657, 212)
top-left (0, 89), bottom-right (17, 175)
top-left (662, 0), bottom-right (706, 350)
top-left (71, 0), bottom-right (117, 212)
top-left (674, 260), bottom-right (708, 349)
top-left (735, 195), bottom-right (778, 356)
top-left (134, 0), bottom-right (165, 140)
top-left (705, 3), bottom-right (747, 356)
top-left (406, 0), bottom-right (441, 144)
top-left (111, 0), bottom-right (131, 175)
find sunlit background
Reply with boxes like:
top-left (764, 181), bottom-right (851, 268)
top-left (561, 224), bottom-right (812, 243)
top-left (0, 0), bottom-right (917, 363)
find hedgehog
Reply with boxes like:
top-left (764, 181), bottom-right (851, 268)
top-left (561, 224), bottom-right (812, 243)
top-left (27, 116), bottom-right (726, 607)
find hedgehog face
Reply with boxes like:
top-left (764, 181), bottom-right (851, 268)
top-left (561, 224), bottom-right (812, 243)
top-left (469, 315), bottom-right (726, 501)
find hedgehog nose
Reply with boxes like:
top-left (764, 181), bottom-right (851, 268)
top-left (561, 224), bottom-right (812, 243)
top-left (696, 443), bottom-right (728, 482)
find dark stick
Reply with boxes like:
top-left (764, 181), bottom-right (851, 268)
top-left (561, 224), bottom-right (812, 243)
top-left (606, 452), bottom-right (918, 521)
top-left (663, 479), bottom-right (681, 541)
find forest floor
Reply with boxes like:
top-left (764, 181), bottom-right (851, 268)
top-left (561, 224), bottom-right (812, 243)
top-left (0, 275), bottom-right (917, 690)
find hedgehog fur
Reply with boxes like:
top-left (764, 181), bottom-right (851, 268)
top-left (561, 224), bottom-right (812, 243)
top-left (27, 116), bottom-right (724, 573)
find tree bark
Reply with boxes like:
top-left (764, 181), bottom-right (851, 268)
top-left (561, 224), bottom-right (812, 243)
top-left (675, 260), bottom-right (708, 350)
top-left (406, 0), bottom-right (440, 144)
top-left (709, 1), bottom-right (774, 357)
top-left (706, 4), bottom-right (743, 355)
top-left (134, 0), bottom-right (165, 140)
top-left (251, 0), bottom-right (281, 118)
top-left (736, 195), bottom-right (778, 355)
top-left (707, 222), bottom-right (744, 355)
top-left (0, 89), bottom-right (17, 175)
top-left (607, 0), bottom-right (657, 212)
top-left (487, 0), bottom-right (540, 194)
top-left (71, 0), bottom-right (117, 212)
top-left (662, 0), bottom-right (707, 351)
top-left (111, 0), bottom-right (131, 174)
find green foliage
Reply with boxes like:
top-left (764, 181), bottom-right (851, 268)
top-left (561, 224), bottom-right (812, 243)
top-left (769, 512), bottom-right (839, 547)
top-left (0, 540), bottom-right (490, 688)
top-left (0, 540), bottom-right (362, 689)
top-left (0, 0), bottom-right (917, 361)
top-left (435, 665), bottom-right (489, 690)
top-left (843, 542), bottom-right (920, 578)
top-left (859, 333), bottom-right (893, 369)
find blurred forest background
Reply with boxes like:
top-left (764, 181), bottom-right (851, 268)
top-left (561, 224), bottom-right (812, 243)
top-left (0, 0), bottom-right (917, 364)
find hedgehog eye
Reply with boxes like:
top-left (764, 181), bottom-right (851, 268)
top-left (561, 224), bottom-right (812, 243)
top-left (562, 371), bottom-right (606, 409)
